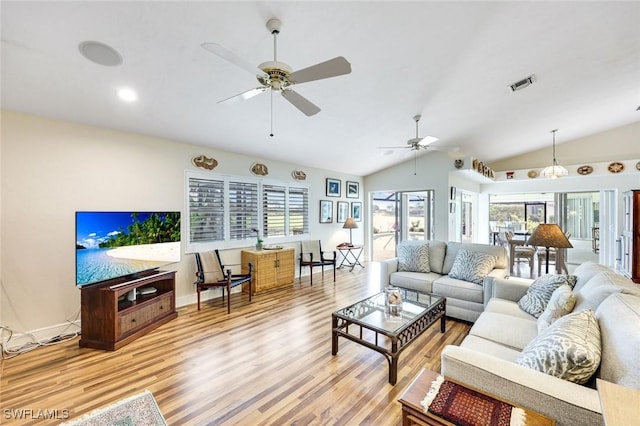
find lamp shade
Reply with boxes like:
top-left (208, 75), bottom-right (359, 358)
top-left (526, 224), bottom-right (573, 248)
top-left (343, 217), bottom-right (358, 229)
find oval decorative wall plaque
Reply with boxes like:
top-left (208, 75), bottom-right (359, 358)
top-left (577, 165), bottom-right (593, 175)
top-left (608, 162), bottom-right (624, 174)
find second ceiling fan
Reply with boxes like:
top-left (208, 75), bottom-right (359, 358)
top-left (202, 18), bottom-right (351, 135)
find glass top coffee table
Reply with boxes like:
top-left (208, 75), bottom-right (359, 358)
top-left (331, 288), bottom-right (446, 385)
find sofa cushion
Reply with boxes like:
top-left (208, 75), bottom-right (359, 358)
top-left (397, 241), bottom-right (430, 273)
top-left (426, 240), bottom-right (447, 274)
top-left (596, 293), bottom-right (640, 388)
top-left (537, 284), bottom-right (576, 333)
top-left (433, 275), bottom-right (484, 304)
top-left (468, 312), bottom-right (538, 350)
top-left (389, 271), bottom-right (440, 293)
top-left (448, 249), bottom-right (496, 285)
top-left (459, 335), bottom-right (522, 362)
top-left (517, 274), bottom-right (577, 318)
top-left (516, 310), bottom-right (601, 385)
top-left (485, 298), bottom-right (537, 320)
top-left (573, 271), bottom-right (628, 312)
top-left (572, 261), bottom-right (615, 293)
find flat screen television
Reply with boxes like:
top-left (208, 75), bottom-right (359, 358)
top-left (76, 211), bottom-right (181, 287)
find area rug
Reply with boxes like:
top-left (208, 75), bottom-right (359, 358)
top-left (61, 390), bottom-right (167, 426)
top-left (421, 375), bottom-right (526, 426)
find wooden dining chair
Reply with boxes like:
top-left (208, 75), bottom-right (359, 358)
top-left (299, 240), bottom-right (336, 285)
top-left (194, 250), bottom-right (253, 313)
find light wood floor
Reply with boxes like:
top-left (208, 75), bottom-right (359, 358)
top-left (0, 264), bottom-right (471, 425)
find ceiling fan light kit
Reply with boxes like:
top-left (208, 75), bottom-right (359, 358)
top-left (201, 17), bottom-right (351, 135)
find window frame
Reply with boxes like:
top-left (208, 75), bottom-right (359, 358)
top-left (185, 170), bottom-right (310, 253)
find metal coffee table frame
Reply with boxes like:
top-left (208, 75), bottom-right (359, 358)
top-left (331, 288), bottom-right (445, 385)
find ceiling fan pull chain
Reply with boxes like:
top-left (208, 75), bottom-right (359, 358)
top-left (270, 90), bottom-right (274, 137)
top-left (414, 152), bottom-right (417, 175)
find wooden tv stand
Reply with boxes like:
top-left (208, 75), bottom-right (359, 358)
top-left (79, 270), bottom-right (177, 350)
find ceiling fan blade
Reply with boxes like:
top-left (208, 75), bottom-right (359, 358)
top-left (201, 42), bottom-right (268, 78)
top-left (427, 145), bottom-right (460, 152)
top-left (217, 87), bottom-right (267, 104)
top-left (288, 56), bottom-right (352, 84)
top-left (281, 89), bottom-right (321, 116)
top-left (377, 146), bottom-right (411, 149)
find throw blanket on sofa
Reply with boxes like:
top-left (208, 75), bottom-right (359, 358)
top-left (421, 375), bottom-right (526, 426)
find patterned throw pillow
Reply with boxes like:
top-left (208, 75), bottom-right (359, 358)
top-left (518, 274), bottom-right (578, 318)
top-left (537, 284), bottom-right (576, 333)
top-left (448, 249), bottom-right (496, 285)
top-left (516, 310), bottom-right (601, 385)
top-left (398, 242), bottom-right (430, 273)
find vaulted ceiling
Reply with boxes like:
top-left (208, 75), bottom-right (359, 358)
top-left (2, 1), bottom-right (639, 176)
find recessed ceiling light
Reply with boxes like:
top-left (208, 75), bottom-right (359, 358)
top-left (117, 88), bottom-right (138, 102)
top-left (79, 41), bottom-right (123, 66)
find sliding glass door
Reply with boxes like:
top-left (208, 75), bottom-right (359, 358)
top-left (371, 190), bottom-right (434, 261)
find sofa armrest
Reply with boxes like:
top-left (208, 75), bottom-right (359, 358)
top-left (377, 258), bottom-right (399, 291)
top-left (441, 345), bottom-right (602, 426)
top-left (484, 276), bottom-right (534, 306)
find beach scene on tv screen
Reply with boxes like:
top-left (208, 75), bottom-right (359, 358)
top-left (76, 212), bottom-right (181, 286)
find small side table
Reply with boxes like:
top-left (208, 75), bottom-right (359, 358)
top-left (336, 245), bottom-right (364, 271)
top-left (398, 369), bottom-right (555, 426)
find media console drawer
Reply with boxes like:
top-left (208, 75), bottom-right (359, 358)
top-left (119, 293), bottom-right (173, 335)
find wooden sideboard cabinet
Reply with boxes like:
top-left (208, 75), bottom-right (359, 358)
top-left (79, 270), bottom-right (177, 350)
top-left (241, 248), bottom-right (295, 294)
top-left (622, 190), bottom-right (640, 283)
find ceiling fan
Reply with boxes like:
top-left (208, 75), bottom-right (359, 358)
top-left (379, 115), bottom-right (458, 175)
top-left (201, 18), bottom-right (351, 135)
top-left (378, 115), bottom-right (442, 152)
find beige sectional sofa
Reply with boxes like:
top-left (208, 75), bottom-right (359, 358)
top-left (441, 262), bottom-right (640, 426)
top-left (378, 240), bottom-right (508, 322)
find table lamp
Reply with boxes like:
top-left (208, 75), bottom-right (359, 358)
top-left (526, 224), bottom-right (573, 274)
top-left (343, 217), bottom-right (358, 246)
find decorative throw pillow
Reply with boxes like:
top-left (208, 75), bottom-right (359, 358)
top-left (516, 310), bottom-right (601, 385)
top-left (398, 242), bottom-right (430, 273)
top-left (448, 249), bottom-right (496, 285)
top-left (518, 274), bottom-right (578, 318)
top-left (537, 284), bottom-right (576, 333)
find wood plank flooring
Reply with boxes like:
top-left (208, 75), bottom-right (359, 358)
top-left (0, 263), bottom-right (470, 425)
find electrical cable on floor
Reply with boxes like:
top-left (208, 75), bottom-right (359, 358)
top-left (0, 308), bottom-right (81, 359)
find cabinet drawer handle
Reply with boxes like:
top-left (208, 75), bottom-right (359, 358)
top-left (131, 318), bottom-right (136, 323)
top-left (159, 305), bottom-right (164, 310)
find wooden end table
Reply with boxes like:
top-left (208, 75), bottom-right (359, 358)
top-left (398, 369), bottom-right (555, 426)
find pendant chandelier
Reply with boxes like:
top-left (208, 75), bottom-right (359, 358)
top-left (541, 129), bottom-right (568, 179)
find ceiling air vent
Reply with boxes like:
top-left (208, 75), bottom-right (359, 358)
top-left (509, 75), bottom-right (535, 92)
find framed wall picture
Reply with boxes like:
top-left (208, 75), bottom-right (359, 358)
top-left (320, 200), bottom-right (333, 223)
top-left (346, 181), bottom-right (359, 198)
top-left (337, 201), bottom-right (349, 223)
top-left (326, 178), bottom-right (341, 197)
top-left (351, 202), bottom-right (362, 222)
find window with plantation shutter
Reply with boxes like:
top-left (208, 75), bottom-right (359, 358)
top-left (186, 171), bottom-right (309, 251)
top-left (289, 186), bottom-right (309, 235)
top-left (262, 184), bottom-right (286, 238)
top-left (229, 180), bottom-right (259, 240)
top-left (188, 177), bottom-right (224, 243)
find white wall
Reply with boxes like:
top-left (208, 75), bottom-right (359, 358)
top-left (0, 110), bottom-right (363, 338)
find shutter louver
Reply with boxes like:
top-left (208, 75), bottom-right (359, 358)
top-left (289, 186), bottom-right (309, 235)
top-left (189, 177), bottom-right (224, 242)
top-left (263, 184), bottom-right (286, 238)
top-left (229, 181), bottom-right (259, 240)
